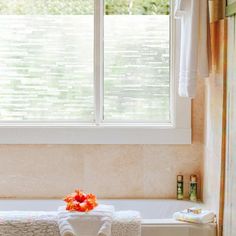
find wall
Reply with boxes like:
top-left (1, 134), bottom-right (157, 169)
top-left (203, 18), bottom-right (227, 217)
top-left (0, 84), bottom-right (204, 199)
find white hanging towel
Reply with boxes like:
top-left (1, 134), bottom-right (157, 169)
top-left (175, 0), bottom-right (209, 98)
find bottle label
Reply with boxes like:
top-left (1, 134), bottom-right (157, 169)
top-left (177, 182), bottom-right (183, 199)
top-left (189, 183), bottom-right (197, 201)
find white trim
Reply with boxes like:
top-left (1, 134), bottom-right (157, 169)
top-left (0, 126), bottom-right (191, 144)
top-left (94, 0), bottom-right (104, 124)
top-left (169, 0), bottom-right (175, 126)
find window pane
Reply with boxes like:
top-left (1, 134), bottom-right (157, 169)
top-left (0, 0), bottom-right (94, 121)
top-left (104, 0), bottom-right (170, 122)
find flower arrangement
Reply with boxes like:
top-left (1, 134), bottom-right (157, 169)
top-left (64, 189), bottom-right (98, 212)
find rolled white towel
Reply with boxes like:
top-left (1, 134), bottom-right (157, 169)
top-left (58, 204), bottom-right (115, 236)
top-left (173, 209), bottom-right (215, 224)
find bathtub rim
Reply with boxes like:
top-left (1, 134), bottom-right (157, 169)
top-left (0, 198), bottom-right (214, 224)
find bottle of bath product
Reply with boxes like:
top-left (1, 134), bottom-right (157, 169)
top-left (189, 175), bottom-right (198, 201)
top-left (177, 175), bottom-right (184, 200)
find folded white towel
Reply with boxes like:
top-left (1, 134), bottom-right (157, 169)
top-left (173, 209), bottom-right (215, 224)
top-left (0, 210), bottom-right (141, 236)
top-left (111, 211), bottom-right (141, 236)
top-left (58, 204), bottom-right (115, 236)
top-left (0, 211), bottom-right (60, 236)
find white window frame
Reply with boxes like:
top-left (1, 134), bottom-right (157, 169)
top-left (0, 0), bottom-right (191, 144)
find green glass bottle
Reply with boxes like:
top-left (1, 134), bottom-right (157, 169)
top-left (189, 175), bottom-right (198, 201)
top-left (177, 175), bottom-right (184, 200)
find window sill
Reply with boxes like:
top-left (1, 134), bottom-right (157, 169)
top-left (0, 125), bottom-right (191, 144)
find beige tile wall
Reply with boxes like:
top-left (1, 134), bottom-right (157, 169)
top-left (0, 82), bottom-right (204, 199)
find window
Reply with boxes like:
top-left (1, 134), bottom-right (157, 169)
top-left (0, 0), bottom-right (191, 144)
top-left (104, 1), bottom-right (170, 122)
top-left (0, 0), bottom-right (94, 121)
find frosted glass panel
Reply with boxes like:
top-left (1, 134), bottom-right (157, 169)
top-left (0, 1), bottom-right (94, 121)
top-left (104, 1), bottom-right (170, 122)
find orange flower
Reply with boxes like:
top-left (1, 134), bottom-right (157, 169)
top-left (64, 189), bottom-right (98, 212)
top-left (64, 193), bottom-right (76, 203)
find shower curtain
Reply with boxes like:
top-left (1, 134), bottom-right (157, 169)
top-left (224, 14), bottom-right (236, 236)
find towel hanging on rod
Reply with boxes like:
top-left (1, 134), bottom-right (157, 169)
top-left (175, 0), bottom-right (209, 98)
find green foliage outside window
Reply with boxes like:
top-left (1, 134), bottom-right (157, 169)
top-left (105, 0), bottom-right (169, 15)
top-left (0, 0), bottom-right (169, 15)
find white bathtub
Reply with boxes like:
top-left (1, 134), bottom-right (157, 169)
top-left (0, 199), bottom-right (216, 236)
